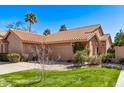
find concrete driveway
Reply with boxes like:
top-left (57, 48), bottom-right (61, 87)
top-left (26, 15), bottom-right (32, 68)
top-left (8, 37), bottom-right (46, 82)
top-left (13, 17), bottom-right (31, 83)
top-left (0, 62), bottom-right (73, 75)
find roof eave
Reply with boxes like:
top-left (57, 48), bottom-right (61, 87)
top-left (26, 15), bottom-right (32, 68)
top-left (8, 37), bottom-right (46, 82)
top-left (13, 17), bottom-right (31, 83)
top-left (46, 39), bottom-right (88, 44)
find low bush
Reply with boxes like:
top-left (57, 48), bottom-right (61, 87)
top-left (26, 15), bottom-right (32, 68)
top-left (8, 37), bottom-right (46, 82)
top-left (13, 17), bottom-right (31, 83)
top-left (101, 53), bottom-right (113, 63)
top-left (107, 47), bottom-right (115, 58)
top-left (0, 53), bottom-right (9, 61)
top-left (88, 56), bottom-right (102, 65)
top-left (88, 56), bottom-right (96, 65)
top-left (119, 58), bottom-right (124, 65)
top-left (102, 64), bottom-right (121, 70)
top-left (95, 55), bottom-right (102, 65)
top-left (20, 54), bottom-right (29, 61)
top-left (0, 53), bottom-right (30, 62)
top-left (7, 53), bottom-right (21, 62)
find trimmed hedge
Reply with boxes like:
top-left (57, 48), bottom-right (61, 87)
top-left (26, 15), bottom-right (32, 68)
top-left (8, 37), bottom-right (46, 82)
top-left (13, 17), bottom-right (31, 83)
top-left (0, 53), bottom-right (9, 61)
top-left (7, 53), bottom-right (21, 62)
top-left (0, 53), bottom-right (22, 62)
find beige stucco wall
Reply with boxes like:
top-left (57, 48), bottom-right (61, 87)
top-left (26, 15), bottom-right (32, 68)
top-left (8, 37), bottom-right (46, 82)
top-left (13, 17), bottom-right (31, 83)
top-left (48, 43), bottom-right (74, 60)
top-left (22, 43), bottom-right (41, 54)
top-left (89, 36), bottom-right (98, 56)
top-left (23, 43), bottom-right (34, 54)
top-left (6, 32), bottom-right (23, 53)
top-left (115, 46), bottom-right (124, 59)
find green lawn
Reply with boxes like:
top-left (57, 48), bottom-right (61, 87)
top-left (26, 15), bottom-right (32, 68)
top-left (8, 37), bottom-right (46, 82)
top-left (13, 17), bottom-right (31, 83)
top-left (0, 67), bottom-right (120, 87)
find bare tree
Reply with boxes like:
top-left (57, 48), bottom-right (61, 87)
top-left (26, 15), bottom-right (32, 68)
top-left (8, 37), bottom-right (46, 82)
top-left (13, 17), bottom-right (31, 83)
top-left (29, 37), bottom-right (62, 81)
top-left (34, 37), bottom-right (51, 81)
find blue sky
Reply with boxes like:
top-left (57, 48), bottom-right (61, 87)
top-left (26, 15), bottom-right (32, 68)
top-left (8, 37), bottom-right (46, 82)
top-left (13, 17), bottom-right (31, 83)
top-left (0, 5), bottom-right (124, 41)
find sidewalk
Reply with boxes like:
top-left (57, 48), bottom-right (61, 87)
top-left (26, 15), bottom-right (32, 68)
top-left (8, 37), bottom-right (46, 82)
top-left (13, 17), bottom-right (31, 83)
top-left (116, 66), bottom-right (124, 87)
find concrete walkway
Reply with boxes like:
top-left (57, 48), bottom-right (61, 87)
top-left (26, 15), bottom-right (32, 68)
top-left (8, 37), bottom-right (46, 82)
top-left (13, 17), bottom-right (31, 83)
top-left (116, 66), bottom-right (124, 87)
top-left (0, 62), bottom-right (73, 75)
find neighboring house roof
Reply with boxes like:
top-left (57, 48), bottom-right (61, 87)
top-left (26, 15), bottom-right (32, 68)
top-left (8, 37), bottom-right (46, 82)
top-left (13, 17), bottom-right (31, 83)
top-left (99, 34), bottom-right (109, 41)
top-left (0, 31), bottom-right (7, 37)
top-left (3, 24), bottom-right (111, 44)
top-left (0, 31), bottom-right (8, 43)
top-left (99, 34), bottom-right (112, 43)
top-left (4, 29), bottom-right (45, 44)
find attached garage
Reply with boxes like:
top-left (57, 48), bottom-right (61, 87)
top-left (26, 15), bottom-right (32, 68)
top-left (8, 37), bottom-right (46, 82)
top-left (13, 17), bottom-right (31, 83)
top-left (49, 43), bottom-right (74, 61)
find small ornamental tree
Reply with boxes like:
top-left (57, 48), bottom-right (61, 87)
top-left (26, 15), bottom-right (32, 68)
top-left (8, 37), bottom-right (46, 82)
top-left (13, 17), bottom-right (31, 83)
top-left (74, 48), bottom-right (89, 66)
top-left (6, 21), bottom-right (23, 30)
top-left (72, 42), bottom-right (84, 53)
top-left (34, 37), bottom-right (51, 81)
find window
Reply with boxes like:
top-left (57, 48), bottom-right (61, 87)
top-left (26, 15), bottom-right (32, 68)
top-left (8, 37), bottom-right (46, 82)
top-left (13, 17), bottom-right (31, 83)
top-left (1, 44), bottom-right (3, 53)
top-left (5, 44), bottom-right (8, 53)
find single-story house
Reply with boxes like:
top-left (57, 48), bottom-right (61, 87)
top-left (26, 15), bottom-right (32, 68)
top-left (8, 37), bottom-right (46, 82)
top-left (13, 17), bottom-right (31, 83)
top-left (0, 24), bottom-right (112, 60)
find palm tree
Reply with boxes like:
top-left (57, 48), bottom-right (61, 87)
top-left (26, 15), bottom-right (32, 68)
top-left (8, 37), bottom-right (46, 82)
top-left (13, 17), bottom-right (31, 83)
top-left (25, 12), bottom-right (37, 32)
top-left (43, 29), bottom-right (51, 35)
top-left (59, 24), bottom-right (67, 31)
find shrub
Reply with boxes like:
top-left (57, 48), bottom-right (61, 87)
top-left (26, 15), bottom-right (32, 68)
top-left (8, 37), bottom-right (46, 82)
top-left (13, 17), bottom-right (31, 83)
top-left (101, 53), bottom-right (113, 63)
top-left (107, 47), bottom-right (115, 58)
top-left (72, 42), bottom-right (84, 53)
top-left (0, 53), bottom-right (9, 61)
top-left (88, 55), bottom-right (102, 65)
top-left (74, 48), bottom-right (89, 66)
top-left (95, 55), bottom-right (102, 65)
top-left (88, 56), bottom-right (102, 65)
top-left (7, 53), bottom-right (21, 62)
top-left (74, 51), bottom-right (85, 66)
top-left (20, 54), bottom-right (29, 61)
top-left (88, 56), bottom-right (96, 65)
top-left (119, 58), bottom-right (124, 65)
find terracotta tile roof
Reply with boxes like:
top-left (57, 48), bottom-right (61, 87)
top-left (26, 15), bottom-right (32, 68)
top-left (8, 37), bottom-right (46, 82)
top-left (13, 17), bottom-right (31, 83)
top-left (9, 29), bottom-right (45, 44)
top-left (46, 31), bottom-right (95, 44)
top-left (4, 24), bottom-right (101, 44)
top-left (46, 24), bottom-right (100, 44)
top-left (69, 24), bottom-right (100, 33)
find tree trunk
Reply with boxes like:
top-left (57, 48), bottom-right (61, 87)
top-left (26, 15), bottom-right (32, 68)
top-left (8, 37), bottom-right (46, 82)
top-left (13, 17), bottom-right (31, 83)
top-left (29, 22), bottom-right (32, 32)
